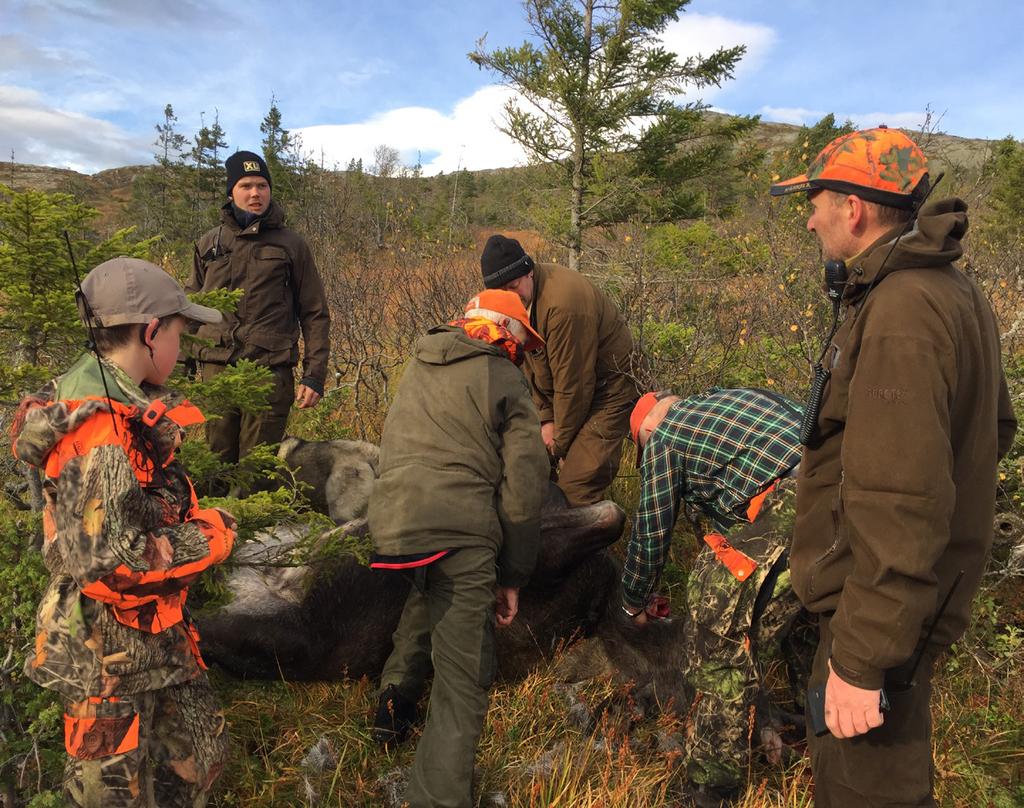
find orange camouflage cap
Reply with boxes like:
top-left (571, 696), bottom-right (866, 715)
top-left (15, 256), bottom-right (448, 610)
top-left (770, 126), bottom-right (929, 209)
top-left (465, 289), bottom-right (545, 351)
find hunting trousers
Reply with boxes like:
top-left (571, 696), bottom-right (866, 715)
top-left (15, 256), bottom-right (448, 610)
top-left (555, 396), bottom-right (634, 507)
top-left (63, 677), bottom-right (229, 808)
top-left (807, 615), bottom-right (939, 807)
top-left (200, 362), bottom-right (294, 465)
top-left (379, 546), bottom-right (498, 808)
top-left (683, 480), bottom-right (813, 790)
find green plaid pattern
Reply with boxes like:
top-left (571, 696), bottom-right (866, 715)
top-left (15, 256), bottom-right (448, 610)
top-left (621, 388), bottom-right (803, 608)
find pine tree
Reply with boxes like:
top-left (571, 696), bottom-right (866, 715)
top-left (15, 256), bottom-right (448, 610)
top-left (0, 184), bottom-right (157, 398)
top-left (190, 111), bottom-right (230, 227)
top-left (470, 0), bottom-right (752, 270)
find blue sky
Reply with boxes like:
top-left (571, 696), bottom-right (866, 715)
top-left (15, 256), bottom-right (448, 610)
top-left (2, 0), bottom-right (1022, 174)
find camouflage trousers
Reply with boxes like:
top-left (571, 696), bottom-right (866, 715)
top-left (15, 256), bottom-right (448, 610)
top-left (682, 479), bottom-right (814, 790)
top-left (63, 677), bottom-right (229, 808)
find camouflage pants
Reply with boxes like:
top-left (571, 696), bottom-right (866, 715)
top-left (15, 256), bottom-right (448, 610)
top-left (682, 480), bottom-right (813, 790)
top-left (63, 678), bottom-right (229, 808)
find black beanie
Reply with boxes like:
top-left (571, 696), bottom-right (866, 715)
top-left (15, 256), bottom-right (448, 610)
top-left (481, 235), bottom-right (535, 288)
top-left (225, 150), bottom-right (272, 197)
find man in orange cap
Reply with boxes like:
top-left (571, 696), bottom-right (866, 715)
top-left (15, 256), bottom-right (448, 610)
top-left (773, 127), bottom-right (1016, 806)
top-left (622, 386), bottom-right (808, 799)
top-left (367, 290), bottom-right (548, 808)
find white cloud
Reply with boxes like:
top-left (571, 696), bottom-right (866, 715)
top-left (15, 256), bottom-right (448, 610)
top-left (661, 13), bottom-right (777, 100)
top-left (296, 13), bottom-right (780, 178)
top-left (295, 84), bottom-right (527, 176)
top-left (759, 106), bottom-right (930, 132)
top-left (0, 85), bottom-right (150, 172)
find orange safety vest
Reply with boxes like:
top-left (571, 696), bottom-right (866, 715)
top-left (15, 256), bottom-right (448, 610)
top-left (702, 480), bottom-right (777, 582)
top-left (40, 396), bottom-right (231, 638)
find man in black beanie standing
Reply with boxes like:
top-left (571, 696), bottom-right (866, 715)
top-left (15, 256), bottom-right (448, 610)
top-left (188, 150), bottom-right (330, 475)
top-left (481, 234), bottom-right (639, 506)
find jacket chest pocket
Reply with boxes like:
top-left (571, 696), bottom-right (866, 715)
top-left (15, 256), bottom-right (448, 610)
top-left (255, 245), bottom-right (292, 291)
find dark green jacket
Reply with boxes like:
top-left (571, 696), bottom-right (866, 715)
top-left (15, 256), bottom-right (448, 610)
top-left (793, 198), bottom-right (1017, 689)
top-left (188, 200), bottom-right (330, 389)
top-left (368, 326), bottom-right (548, 587)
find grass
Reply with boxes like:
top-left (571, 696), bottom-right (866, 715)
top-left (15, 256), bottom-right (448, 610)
top-left (205, 576), bottom-right (1024, 807)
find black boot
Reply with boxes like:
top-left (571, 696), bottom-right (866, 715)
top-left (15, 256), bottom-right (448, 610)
top-left (371, 685), bottom-right (417, 747)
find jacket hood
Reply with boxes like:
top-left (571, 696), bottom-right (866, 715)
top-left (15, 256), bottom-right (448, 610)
top-left (414, 325), bottom-right (506, 366)
top-left (12, 355), bottom-right (183, 470)
top-left (846, 197), bottom-right (968, 300)
top-left (218, 198), bottom-right (285, 232)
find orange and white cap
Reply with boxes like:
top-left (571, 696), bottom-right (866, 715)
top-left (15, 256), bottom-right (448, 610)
top-left (465, 289), bottom-right (544, 351)
top-left (630, 392), bottom-right (661, 445)
top-left (770, 126), bottom-right (929, 209)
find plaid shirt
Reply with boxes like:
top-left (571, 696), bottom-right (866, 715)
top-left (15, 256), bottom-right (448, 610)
top-left (621, 387), bottom-right (803, 609)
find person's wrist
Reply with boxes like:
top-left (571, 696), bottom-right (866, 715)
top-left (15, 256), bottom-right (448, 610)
top-left (621, 602), bottom-right (644, 618)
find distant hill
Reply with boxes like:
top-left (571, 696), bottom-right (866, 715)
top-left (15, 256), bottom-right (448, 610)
top-left (0, 118), bottom-right (999, 226)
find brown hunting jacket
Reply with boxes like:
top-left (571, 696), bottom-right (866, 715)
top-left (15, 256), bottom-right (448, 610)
top-left (792, 198), bottom-right (1017, 689)
top-left (188, 200), bottom-right (330, 390)
top-left (524, 263), bottom-right (638, 457)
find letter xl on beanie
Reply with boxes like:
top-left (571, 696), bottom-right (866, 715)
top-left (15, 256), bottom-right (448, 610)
top-left (770, 127), bottom-right (929, 209)
top-left (79, 257), bottom-right (222, 327)
top-left (225, 150), bottom-right (272, 197)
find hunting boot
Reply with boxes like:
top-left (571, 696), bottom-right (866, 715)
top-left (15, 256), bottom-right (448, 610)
top-left (372, 685), bottom-right (417, 747)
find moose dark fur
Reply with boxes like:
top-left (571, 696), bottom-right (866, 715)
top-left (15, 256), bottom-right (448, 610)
top-left (196, 438), bottom-right (655, 687)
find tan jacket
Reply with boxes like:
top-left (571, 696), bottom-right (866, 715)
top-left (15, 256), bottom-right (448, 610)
top-left (793, 198), bottom-right (1017, 689)
top-left (524, 263), bottom-right (638, 457)
top-left (188, 200), bottom-right (330, 388)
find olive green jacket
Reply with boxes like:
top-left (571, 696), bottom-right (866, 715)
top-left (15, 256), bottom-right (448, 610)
top-left (188, 200), bottom-right (330, 389)
top-left (368, 326), bottom-right (549, 587)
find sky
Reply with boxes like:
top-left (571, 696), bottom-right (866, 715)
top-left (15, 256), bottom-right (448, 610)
top-left (2, 0), bottom-right (1022, 175)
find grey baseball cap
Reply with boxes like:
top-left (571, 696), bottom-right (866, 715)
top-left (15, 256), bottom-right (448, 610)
top-left (79, 257), bottom-right (221, 327)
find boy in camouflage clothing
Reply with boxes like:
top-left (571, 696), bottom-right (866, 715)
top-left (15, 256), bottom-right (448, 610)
top-left (12, 257), bottom-right (235, 807)
top-left (621, 388), bottom-right (812, 800)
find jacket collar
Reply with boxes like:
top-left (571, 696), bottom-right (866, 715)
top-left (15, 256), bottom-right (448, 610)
top-left (842, 197), bottom-right (968, 304)
top-left (218, 198), bottom-right (285, 234)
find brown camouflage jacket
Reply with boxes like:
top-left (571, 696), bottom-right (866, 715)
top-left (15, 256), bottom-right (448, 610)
top-left (12, 355), bottom-right (234, 701)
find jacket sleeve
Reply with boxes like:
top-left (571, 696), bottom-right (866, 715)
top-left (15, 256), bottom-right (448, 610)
top-left (292, 238), bottom-right (331, 392)
top-left (494, 369), bottom-right (549, 588)
top-left (997, 370), bottom-right (1017, 459)
top-left (543, 305), bottom-right (599, 456)
top-left (57, 443), bottom-right (234, 608)
top-left (620, 443), bottom-right (682, 609)
top-left (827, 306), bottom-right (957, 690)
top-left (523, 354), bottom-right (554, 423)
top-left (186, 248), bottom-right (203, 296)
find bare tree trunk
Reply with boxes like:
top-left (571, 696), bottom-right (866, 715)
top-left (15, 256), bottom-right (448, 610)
top-left (568, 0), bottom-right (594, 273)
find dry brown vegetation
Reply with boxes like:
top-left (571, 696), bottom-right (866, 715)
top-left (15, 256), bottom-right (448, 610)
top-left (1, 120), bottom-right (1022, 806)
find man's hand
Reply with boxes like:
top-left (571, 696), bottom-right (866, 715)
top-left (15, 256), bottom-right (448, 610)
top-left (495, 587), bottom-right (519, 627)
top-left (825, 659), bottom-right (884, 738)
top-left (295, 384), bottom-right (321, 409)
top-left (540, 421), bottom-right (556, 455)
